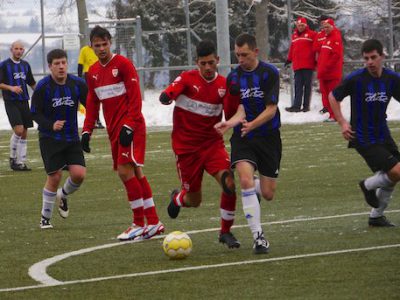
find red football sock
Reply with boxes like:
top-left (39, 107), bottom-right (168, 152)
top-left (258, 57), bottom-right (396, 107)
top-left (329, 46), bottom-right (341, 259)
top-left (220, 192), bottom-right (236, 234)
top-left (173, 189), bottom-right (188, 207)
top-left (123, 177), bottom-right (144, 227)
top-left (138, 176), bottom-right (159, 225)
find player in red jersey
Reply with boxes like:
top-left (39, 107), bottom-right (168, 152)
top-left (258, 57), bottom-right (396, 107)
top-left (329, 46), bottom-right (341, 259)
top-left (81, 26), bottom-right (164, 241)
top-left (159, 40), bottom-right (240, 248)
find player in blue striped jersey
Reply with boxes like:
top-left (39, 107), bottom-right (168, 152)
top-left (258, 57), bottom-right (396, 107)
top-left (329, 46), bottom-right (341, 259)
top-left (31, 49), bottom-right (87, 229)
top-left (215, 33), bottom-right (281, 254)
top-left (0, 41), bottom-right (36, 171)
top-left (330, 39), bottom-right (400, 227)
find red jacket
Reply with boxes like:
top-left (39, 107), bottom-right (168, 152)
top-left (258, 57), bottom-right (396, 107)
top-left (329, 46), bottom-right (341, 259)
top-left (287, 27), bottom-right (317, 71)
top-left (313, 30), bottom-right (326, 54)
top-left (317, 28), bottom-right (343, 80)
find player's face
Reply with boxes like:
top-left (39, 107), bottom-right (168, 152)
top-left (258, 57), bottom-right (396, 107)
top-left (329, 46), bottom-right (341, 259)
top-left (235, 43), bottom-right (259, 71)
top-left (196, 54), bottom-right (219, 81)
top-left (49, 57), bottom-right (68, 83)
top-left (11, 43), bottom-right (25, 61)
top-left (363, 50), bottom-right (384, 78)
top-left (296, 23), bottom-right (306, 32)
top-left (91, 37), bottom-right (112, 63)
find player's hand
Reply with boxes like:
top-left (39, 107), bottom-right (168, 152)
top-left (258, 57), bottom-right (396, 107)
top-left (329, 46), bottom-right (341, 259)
top-left (159, 92), bottom-right (173, 105)
top-left (340, 122), bottom-right (355, 141)
top-left (10, 86), bottom-right (23, 94)
top-left (240, 119), bottom-right (253, 137)
top-left (214, 122), bottom-right (229, 135)
top-left (119, 125), bottom-right (134, 147)
top-left (81, 132), bottom-right (91, 153)
top-left (53, 120), bottom-right (66, 131)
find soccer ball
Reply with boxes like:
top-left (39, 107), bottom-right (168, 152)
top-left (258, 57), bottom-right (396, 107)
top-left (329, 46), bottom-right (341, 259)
top-left (162, 231), bottom-right (192, 259)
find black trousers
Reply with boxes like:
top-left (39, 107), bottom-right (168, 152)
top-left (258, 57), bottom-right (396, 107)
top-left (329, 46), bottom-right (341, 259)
top-left (293, 69), bottom-right (313, 109)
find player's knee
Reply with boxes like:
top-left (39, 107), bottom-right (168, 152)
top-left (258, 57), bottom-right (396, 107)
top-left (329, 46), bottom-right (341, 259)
top-left (221, 171), bottom-right (236, 195)
top-left (239, 176), bottom-right (253, 190)
top-left (13, 126), bottom-right (24, 137)
top-left (262, 190), bottom-right (275, 201)
top-left (71, 170), bottom-right (86, 184)
top-left (388, 163), bottom-right (400, 183)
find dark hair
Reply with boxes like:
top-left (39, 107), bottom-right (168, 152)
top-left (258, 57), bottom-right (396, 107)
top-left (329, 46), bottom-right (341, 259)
top-left (47, 49), bottom-right (67, 64)
top-left (235, 33), bottom-right (257, 50)
top-left (361, 39), bottom-right (383, 56)
top-left (90, 25), bottom-right (112, 43)
top-left (319, 15), bottom-right (330, 22)
top-left (196, 40), bottom-right (217, 58)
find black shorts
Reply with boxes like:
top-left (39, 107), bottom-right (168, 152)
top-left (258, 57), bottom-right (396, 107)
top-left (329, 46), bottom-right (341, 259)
top-left (230, 131), bottom-right (282, 178)
top-left (39, 137), bottom-right (85, 174)
top-left (4, 100), bottom-right (33, 128)
top-left (356, 140), bottom-right (400, 173)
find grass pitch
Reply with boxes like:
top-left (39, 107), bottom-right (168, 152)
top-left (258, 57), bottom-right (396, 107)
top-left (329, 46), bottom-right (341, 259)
top-left (0, 123), bottom-right (399, 299)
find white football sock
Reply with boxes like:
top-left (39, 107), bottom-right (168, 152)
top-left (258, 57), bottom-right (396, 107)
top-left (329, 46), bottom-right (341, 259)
top-left (254, 176), bottom-right (261, 195)
top-left (370, 187), bottom-right (394, 218)
top-left (241, 187), bottom-right (262, 240)
top-left (17, 138), bottom-right (27, 164)
top-left (364, 171), bottom-right (393, 190)
top-left (10, 133), bottom-right (20, 159)
top-left (42, 188), bottom-right (56, 219)
top-left (61, 177), bottom-right (81, 196)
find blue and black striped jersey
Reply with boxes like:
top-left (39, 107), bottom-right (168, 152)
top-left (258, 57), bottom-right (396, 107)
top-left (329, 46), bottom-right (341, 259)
top-left (0, 58), bottom-right (35, 101)
top-left (332, 68), bottom-right (400, 147)
top-left (227, 61), bottom-right (280, 138)
top-left (31, 74), bottom-right (87, 142)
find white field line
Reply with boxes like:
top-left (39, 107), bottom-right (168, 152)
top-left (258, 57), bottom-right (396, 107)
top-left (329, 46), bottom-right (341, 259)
top-left (0, 209), bottom-right (399, 293)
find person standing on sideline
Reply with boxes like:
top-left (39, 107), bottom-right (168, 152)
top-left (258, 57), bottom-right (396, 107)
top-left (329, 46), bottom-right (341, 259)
top-left (329, 39), bottom-right (400, 227)
top-left (31, 49), bottom-right (87, 229)
top-left (285, 17), bottom-right (317, 113)
top-left (0, 40), bottom-right (36, 171)
top-left (317, 18), bottom-right (343, 122)
top-left (215, 33), bottom-right (282, 254)
top-left (81, 26), bottom-right (164, 240)
top-left (77, 44), bottom-right (104, 129)
top-left (159, 40), bottom-right (240, 249)
top-left (313, 15), bottom-right (330, 114)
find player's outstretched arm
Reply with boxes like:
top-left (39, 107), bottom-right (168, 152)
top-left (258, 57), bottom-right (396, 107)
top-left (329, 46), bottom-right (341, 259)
top-left (215, 104), bottom-right (246, 135)
top-left (159, 92), bottom-right (173, 105)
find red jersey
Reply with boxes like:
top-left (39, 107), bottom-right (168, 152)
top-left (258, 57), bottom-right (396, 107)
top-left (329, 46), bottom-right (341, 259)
top-left (83, 54), bottom-right (144, 140)
top-left (313, 30), bottom-right (326, 54)
top-left (287, 27), bottom-right (317, 71)
top-left (163, 70), bottom-right (226, 155)
top-left (317, 28), bottom-right (343, 80)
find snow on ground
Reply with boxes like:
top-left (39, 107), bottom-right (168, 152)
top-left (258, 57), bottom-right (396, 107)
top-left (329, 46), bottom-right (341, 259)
top-left (1, 88), bottom-right (400, 130)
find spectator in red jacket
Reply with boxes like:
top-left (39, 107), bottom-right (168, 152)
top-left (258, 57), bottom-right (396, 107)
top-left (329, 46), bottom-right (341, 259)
top-left (317, 18), bottom-right (343, 122)
top-left (313, 15), bottom-right (331, 114)
top-left (285, 17), bottom-right (317, 113)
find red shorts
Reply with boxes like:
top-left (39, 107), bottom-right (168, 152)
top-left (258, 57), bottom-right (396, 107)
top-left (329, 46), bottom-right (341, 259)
top-left (176, 142), bottom-right (230, 193)
top-left (110, 126), bottom-right (146, 170)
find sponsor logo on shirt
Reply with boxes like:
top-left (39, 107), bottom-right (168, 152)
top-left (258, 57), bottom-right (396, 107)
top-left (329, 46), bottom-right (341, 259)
top-left (94, 82), bottom-right (127, 100)
top-left (240, 87), bottom-right (264, 99)
top-left (193, 85), bottom-right (200, 93)
top-left (92, 74), bottom-right (98, 80)
top-left (52, 96), bottom-right (74, 108)
top-left (13, 72), bottom-right (26, 80)
top-left (365, 92), bottom-right (388, 103)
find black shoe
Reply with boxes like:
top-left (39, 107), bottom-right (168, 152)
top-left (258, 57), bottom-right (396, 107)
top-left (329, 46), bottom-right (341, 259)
top-left (285, 106), bottom-right (301, 113)
top-left (11, 162), bottom-right (31, 171)
top-left (40, 216), bottom-right (53, 229)
top-left (94, 120), bottom-right (105, 129)
top-left (219, 232), bottom-right (241, 248)
top-left (302, 107), bottom-right (310, 112)
top-left (9, 157), bottom-right (16, 169)
top-left (167, 189), bottom-right (181, 219)
top-left (253, 232), bottom-right (269, 254)
top-left (319, 107), bottom-right (329, 114)
top-left (359, 180), bottom-right (379, 208)
top-left (57, 188), bottom-right (69, 218)
top-left (368, 216), bottom-right (395, 227)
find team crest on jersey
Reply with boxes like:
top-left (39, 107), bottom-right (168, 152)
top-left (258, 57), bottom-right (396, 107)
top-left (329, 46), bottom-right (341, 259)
top-left (218, 88), bottom-right (226, 97)
top-left (305, 34), bottom-right (308, 38)
top-left (112, 69), bottom-right (119, 77)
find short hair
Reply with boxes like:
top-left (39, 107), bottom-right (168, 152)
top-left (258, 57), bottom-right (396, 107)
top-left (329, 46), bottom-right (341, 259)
top-left (361, 39), bottom-right (383, 56)
top-left (47, 49), bottom-right (67, 64)
top-left (319, 15), bottom-right (330, 22)
top-left (10, 40), bottom-right (24, 50)
top-left (196, 40), bottom-right (217, 58)
top-left (235, 33), bottom-right (257, 50)
top-left (90, 25), bottom-right (112, 43)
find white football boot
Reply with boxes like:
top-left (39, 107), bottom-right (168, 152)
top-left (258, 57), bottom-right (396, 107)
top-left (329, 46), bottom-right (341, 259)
top-left (57, 188), bottom-right (69, 218)
top-left (117, 224), bottom-right (145, 241)
top-left (142, 221), bottom-right (165, 239)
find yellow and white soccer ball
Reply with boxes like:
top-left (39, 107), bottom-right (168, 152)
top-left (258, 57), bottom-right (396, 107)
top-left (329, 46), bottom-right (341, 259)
top-left (163, 231), bottom-right (192, 259)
